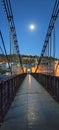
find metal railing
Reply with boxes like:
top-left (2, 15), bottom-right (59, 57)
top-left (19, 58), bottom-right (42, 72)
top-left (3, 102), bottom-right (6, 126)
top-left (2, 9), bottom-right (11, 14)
top-left (32, 73), bottom-right (59, 102)
top-left (0, 73), bottom-right (26, 124)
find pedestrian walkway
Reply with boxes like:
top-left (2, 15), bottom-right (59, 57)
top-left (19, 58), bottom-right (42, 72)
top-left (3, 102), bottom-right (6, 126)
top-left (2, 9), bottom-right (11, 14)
top-left (0, 74), bottom-right (59, 130)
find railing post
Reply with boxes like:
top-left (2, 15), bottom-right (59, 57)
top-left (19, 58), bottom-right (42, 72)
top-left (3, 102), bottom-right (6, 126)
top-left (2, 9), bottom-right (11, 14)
top-left (0, 83), bottom-right (3, 123)
top-left (56, 78), bottom-right (59, 101)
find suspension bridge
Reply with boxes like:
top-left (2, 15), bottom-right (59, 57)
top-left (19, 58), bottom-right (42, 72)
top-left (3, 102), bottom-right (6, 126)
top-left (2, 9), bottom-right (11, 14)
top-left (0, 0), bottom-right (59, 130)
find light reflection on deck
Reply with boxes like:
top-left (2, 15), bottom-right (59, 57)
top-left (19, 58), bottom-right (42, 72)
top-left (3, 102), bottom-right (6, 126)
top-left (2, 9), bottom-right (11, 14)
top-left (28, 74), bottom-right (32, 88)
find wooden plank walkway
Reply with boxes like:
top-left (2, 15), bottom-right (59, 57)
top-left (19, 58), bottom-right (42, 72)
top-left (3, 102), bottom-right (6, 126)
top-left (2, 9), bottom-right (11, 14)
top-left (0, 74), bottom-right (59, 130)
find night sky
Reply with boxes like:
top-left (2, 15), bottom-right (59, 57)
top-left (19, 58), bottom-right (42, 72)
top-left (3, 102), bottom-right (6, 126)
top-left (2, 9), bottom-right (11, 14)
top-left (0, 0), bottom-right (59, 58)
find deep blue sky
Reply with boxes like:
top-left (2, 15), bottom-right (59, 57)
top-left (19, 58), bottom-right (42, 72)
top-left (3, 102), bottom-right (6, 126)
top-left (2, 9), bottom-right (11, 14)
top-left (0, 0), bottom-right (59, 58)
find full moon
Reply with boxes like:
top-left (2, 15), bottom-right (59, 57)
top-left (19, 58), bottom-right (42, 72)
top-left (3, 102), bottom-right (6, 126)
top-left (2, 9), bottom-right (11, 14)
top-left (29, 24), bottom-right (35, 30)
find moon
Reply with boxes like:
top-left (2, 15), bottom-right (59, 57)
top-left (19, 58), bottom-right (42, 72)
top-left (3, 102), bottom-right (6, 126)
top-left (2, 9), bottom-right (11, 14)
top-left (29, 24), bottom-right (35, 30)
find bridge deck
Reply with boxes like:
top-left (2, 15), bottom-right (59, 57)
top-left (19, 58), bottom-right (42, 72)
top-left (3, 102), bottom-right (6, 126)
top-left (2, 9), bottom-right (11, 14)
top-left (0, 74), bottom-right (59, 130)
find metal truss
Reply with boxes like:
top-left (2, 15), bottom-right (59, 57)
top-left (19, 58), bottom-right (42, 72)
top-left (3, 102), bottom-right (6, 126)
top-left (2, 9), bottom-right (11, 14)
top-left (35, 0), bottom-right (59, 73)
top-left (2, 0), bottom-right (24, 73)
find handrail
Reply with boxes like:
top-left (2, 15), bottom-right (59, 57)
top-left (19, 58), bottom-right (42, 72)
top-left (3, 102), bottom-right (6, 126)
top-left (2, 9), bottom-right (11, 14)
top-left (0, 73), bottom-right (26, 123)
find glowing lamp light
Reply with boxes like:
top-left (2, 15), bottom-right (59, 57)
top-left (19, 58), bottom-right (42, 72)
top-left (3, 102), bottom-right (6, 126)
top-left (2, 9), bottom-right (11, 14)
top-left (27, 68), bottom-right (30, 72)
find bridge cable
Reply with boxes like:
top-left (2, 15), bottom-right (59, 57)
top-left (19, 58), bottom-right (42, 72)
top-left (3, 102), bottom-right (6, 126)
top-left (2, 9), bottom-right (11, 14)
top-left (2, 0), bottom-right (24, 73)
top-left (0, 31), bottom-right (12, 74)
top-left (35, 0), bottom-right (59, 73)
